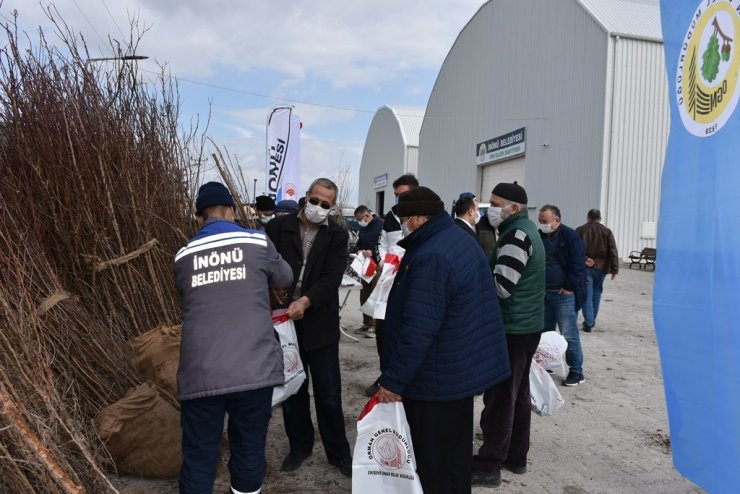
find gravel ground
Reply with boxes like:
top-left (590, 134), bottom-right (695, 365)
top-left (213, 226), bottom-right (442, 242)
top-left (116, 266), bottom-right (703, 494)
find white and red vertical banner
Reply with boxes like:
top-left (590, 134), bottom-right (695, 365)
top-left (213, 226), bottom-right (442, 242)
top-left (266, 106), bottom-right (302, 202)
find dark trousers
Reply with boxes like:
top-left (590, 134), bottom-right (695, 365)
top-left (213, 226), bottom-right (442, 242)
top-left (476, 332), bottom-right (541, 470)
top-left (405, 396), bottom-right (474, 494)
top-left (282, 342), bottom-right (351, 461)
top-left (179, 387), bottom-right (272, 494)
top-left (374, 319), bottom-right (386, 373)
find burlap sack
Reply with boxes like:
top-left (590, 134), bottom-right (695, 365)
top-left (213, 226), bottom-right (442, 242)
top-left (128, 324), bottom-right (181, 395)
top-left (95, 382), bottom-right (182, 478)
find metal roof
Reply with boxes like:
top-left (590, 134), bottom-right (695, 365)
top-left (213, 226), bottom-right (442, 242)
top-left (383, 106), bottom-right (425, 147)
top-left (577, 0), bottom-right (662, 41)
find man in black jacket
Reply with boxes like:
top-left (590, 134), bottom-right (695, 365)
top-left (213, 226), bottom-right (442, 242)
top-left (538, 205), bottom-right (587, 387)
top-left (353, 205), bottom-right (383, 337)
top-left (453, 195), bottom-right (479, 240)
top-left (265, 178), bottom-right (352, 477)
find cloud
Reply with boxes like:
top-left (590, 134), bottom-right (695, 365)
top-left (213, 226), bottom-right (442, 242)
top-left (203, 130), bottom-right (362, 203)
top-left (6, 0), bottom-right (484, 88)
top-left (3, 0), bottom-right (482, 205)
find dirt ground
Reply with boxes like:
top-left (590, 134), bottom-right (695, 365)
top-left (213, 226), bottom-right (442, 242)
top-left (116, 266), bottom-right (703, 493)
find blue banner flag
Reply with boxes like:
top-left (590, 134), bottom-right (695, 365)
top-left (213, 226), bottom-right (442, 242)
top-left (655, 1), bottom-right (740, 492)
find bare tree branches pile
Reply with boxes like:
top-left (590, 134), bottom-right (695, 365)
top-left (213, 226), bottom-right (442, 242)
top-left (0, 10), bottom-right (202, 493)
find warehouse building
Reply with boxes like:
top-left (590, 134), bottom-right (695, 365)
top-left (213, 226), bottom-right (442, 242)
top-left (358, 106), bottom-right (424, 216)
top-left (417, 0), bottom-right (667, 256)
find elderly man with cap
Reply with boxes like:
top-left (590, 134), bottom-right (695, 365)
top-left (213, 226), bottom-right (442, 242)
top-left (376, 186), bottom-right (510, 493)
top-left (473, 182), bottom-right (545, 488)
top-left (174, 182), bottom-right (293, 494)
top-left (254, 195), bottom-right (276, 228)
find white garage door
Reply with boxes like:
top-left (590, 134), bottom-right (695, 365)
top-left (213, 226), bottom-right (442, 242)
top-left (480, 158), bottom-right (525, 199)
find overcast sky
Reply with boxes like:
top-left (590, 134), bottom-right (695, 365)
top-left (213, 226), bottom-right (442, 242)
top-left (2, 0), bottom-right (485, 203)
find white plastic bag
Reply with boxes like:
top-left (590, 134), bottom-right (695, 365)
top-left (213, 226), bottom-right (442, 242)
top-left (361, 254), bottom-right (401, 320)
top-left (351, 252), bottom-right (378, 283)
top-left (271, 310), bottom-right (306, 407)
top-left (352, 397), bottom-right (423, 494)
top-left (529, 360), bottom-right (564, 416)
top-left (534, 331), bottom-right (568, 375)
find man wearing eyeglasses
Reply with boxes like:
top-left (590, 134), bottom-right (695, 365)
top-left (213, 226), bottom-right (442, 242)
top-left (265, 178), bottom-right (353, 478)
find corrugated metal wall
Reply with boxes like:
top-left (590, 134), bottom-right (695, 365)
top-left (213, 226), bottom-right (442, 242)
top-left (604, 37), bottom-right (668, 257)
top-left (418, 0), bottom-right (609, 227)
top-left (358, 108), bottom-right (407, 211)
top-left (406, 146), bottom-right (419, 176)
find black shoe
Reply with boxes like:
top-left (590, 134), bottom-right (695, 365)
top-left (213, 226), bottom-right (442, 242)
top-left (280, 449), bottom-right (312, 472)
top-left (582, 323), bottom-right (593, 333)
top-left (562, 372), bottom-right (585, 387)
top-left (503, 461), bottom-right (527, 474)
top-left (471, 467), bottom-right (501, 487)
top-left (328, 456), bottom-right (352, 477)
top-left (364, 379), bottom-right (380, 397)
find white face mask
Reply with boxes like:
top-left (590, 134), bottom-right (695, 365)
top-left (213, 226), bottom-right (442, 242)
top-left (304, 202), bottom-right (330, 224)
top-left (473, 211), bottom-right (481, 225)
top-left (401, 221), bottom-right (411, 237)
top-left (487, 207), bottom-right (504, 227)
top-left (358, 219), bottom-right (369, 228)
top-left (538, 222), bottom-right (553, 234)
top-left (259, 215), bottom-right (274, 224)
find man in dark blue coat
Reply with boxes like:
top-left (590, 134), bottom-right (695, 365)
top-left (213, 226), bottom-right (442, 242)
top-left (352, 205), bottom-right (383, 337)
top-left (538, 204), bottom-right (587, 386)
top-left (376, 186), bottom-right (511, 494)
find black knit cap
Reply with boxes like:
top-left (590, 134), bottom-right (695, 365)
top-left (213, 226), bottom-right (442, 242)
top-left (492, 182), bottom-right (528, 204)
top-left (195, 182), bottom-right (236, 215)
top-left (255, 195), bottom-right (276, 212)
top-left (396, 186), bottom-right (445, 217)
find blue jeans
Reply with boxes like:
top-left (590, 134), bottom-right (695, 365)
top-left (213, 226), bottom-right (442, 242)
top-left (582, 268), bottom-right (607, 327)
top-left (179, 387), bottom-right (273, 494)
top-left (544, 291), bottom-right (584, 376)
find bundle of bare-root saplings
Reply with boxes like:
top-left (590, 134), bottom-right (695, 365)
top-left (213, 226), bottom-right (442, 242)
top-left (0, 10), bottom-right (208, 493)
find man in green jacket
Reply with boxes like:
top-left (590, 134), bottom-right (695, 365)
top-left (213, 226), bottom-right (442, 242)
top-left (473, 182), bottom-right (545, 488)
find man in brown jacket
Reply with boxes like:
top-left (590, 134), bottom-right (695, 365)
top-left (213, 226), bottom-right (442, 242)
top-left (576, 209), bottom-right (619, 332)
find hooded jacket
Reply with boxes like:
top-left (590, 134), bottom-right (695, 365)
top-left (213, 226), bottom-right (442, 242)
top-left (380, 213), bottom-right (511, 401)
top-left (174, 218), bottom-right (293, 400)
